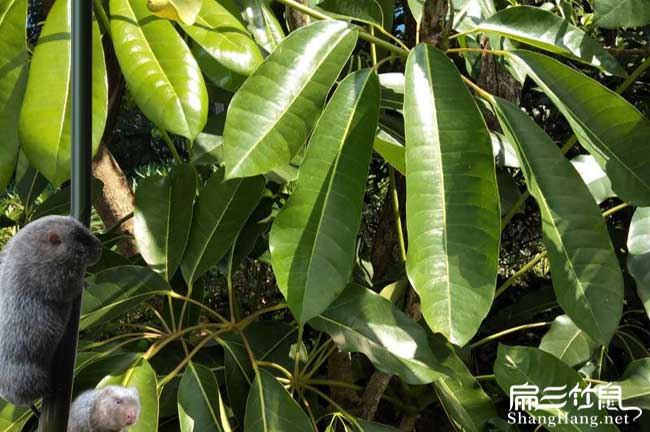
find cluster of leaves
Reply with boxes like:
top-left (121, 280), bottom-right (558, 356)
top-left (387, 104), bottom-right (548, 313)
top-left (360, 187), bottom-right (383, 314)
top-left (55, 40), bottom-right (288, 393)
top-left (1, 0), bottom-right (650, 431)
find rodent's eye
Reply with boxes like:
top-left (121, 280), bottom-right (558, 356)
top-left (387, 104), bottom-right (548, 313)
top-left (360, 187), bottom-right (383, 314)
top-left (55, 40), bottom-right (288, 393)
top-left (115, 399), bottom-right (122, 405)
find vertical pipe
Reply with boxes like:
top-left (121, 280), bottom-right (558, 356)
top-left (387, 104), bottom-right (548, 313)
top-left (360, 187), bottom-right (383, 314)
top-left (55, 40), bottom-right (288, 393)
top-left (38, 0), bottom-right (92, 429)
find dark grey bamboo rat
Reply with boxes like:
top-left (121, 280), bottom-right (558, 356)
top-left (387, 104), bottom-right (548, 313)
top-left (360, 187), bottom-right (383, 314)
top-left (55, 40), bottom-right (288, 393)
top-left (68, 385), bottom-right (141, 432)
top-left (0, 215), bottom-right (102, 406)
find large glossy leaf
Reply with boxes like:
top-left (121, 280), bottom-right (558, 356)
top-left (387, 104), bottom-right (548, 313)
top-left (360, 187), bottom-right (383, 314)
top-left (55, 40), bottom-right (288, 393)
top-left (99, 357), bottom-right (159, 432)
top-left (404, 44), bottom-right (500, 346)
top-left (18, 0), bottom-right (107, 186)
top-left (570, 155), bottom-right (615, 204)
top-left (492, 96), bottom-right (623, 346)
top-left (316, 0), bottom-right (390, 27)
top-left (134, 164), bottom-right (197, 280)
top-left (0, 402), bottom-right (29, 432)
top-left (429, 335), bottom-right (497, 432)
top-left (270, 70), bottom-right (380, 323)
top-left (374, 128), bottom-right (405, 175)
top-left (0, 0), bottom-right (27, 192)
top-left (495, 345), bottom-right (618, 432)
top-left (180, 169), bottom-right (265, 284)
top-left (309, 284), bottom-right (453, 384)
top-left (594, 0), bottom-right (650, 29)
top-left (472, 6), bottom-right (625, 76)
top-left (180, 0), bottom-right (263, 78)
top-left (223, 20), bottom-right (357, 178)
top-left (110, 0), bottom-right (208, 140)
top-left (604, 358), bottom-right (650, 409)
top-left (244, 369), bottom-right (315, 432)
top-left (178, 362), bottom-right (230, 432)
top-left (627, 207), bottom-right (650, 319)
top-left (236, 0), bottom-right (285, 54)
top-left (191, 42), bottom-right (246, 93)
top-left (509, 50), bottom-right (650, 206)
top-left (81, 266), bottom-right (172, 330)
top-left (539, 315), bottom-right (599, 367)
top-left (147, 0), bottom-right (203, 25)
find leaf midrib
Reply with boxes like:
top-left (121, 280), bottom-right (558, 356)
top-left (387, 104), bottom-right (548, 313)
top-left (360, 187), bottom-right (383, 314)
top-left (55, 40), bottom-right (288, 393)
top-left (229, 27), bottom-right (352, 176)
top-left (301, 72), bottom-right (373, 319)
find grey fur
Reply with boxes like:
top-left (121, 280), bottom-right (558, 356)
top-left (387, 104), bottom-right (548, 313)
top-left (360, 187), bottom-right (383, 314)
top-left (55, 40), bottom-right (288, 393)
top-left (0, 216), bottom-right (101, 406)
top-left (67, 385), bottom-right (141, 432)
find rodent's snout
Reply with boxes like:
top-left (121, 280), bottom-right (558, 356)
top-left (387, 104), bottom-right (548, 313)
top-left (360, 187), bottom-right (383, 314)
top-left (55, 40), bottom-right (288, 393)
top-left (84, 233), bottom-right (103, 266)
top-left (125, 410), bottom-right (137, 425)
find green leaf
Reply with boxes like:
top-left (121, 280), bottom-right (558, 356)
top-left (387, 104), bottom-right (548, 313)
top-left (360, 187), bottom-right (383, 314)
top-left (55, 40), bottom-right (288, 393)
top-left (110, 0), bottom-right (208, 140)
top-left (509, 50), bottom-right (650, 206)
top-left (99, 357), bottom-right (159, 432)
top-left (180, 169), bottom-right (265, 284)
top-left (570, 155), bottom-right (616, 204)
top-left (539, 315), bottom-right (600, 367)
top-left (407, 0), bottom-right (424, 22)
top-left (316, 0), bottom-right (387, 26)
top-left (429, 335), bottom-right (497, 432)
top-left (491, 131), bottom-right (519, 169)
top-left (180, 0), bottom-right (263, 78)
top-left (0, 401), bottom-right (30, 432)
top-left (404, 44), bottom-right (500, 346)
top-left (223, 20), bottom-right (357, 178)
top-left (270, 69), bottom-right (380, 323)
top-left (497, 169), bottom-right (522, 218)
top-left (0, 0), bottom-right (27, 192)
top-left (627, 207), bottom-right (650, 319)
top-left (31, 178), bottom-right (103, 220)
top-left (492, 96), bottom-right (623, 346)
top-left (147, 0), bottom-right (203, 25)
top-left (244, 369), bottom-right (315, 432)
top-left (18, 0), bottom-right (107, 186)
top-left (602, 358), bottom-right (650, 410)
top-left (379, 72), bottom-right (404, 111)
top-left (81, 266), bottom-right (172, 330)
top-left (472, 6), bottom-right (625, 76)
top-left (219, 322), bottom-right (298, 424)
top-left (594, 0), bottom-right (650, 29)
top-left (495, 345), bottom-right (618, 431)
top-left (178, 362), bottom-right (231, 432)
top-left (309, 283), bottom-right (452, 384)
top-left (192, 42), bottom-right (246, 93)
top-left (14, 151), bottom-right (48, 209)
top-left (134, 164), bottom-right (197, 280)
top-left (374, 128), bottom-right (405, 175)
top-left (236, 0), bottom-right (285, 54)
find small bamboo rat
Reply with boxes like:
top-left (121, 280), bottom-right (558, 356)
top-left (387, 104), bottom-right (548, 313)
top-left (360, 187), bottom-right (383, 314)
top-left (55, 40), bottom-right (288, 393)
top-left (0, 215), bottom-right (102, 406)
top-left (68, 385), bottom-right (141, 432)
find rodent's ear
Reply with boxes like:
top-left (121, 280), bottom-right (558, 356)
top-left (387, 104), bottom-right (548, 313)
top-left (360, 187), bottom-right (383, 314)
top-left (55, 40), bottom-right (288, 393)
top-left (47, 230), bottom-right (62, 245)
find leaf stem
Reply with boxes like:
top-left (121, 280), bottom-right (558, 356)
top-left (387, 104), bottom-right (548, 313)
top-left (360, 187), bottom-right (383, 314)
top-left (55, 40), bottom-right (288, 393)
top-left (496, 201), bottom-right (631, 298)
top-left (161, 130), bottom-right (183, 164)
top-left (389, 167), bottom-right (407, 262)
top-left (470, 322), bottom-right (550, 349)
top-left (158, 334), bottom-right (215, 386)
top-left (293, 324), bottom-right (304, 389)
top-left (92, 0), bottom-right (111, 37)
top-left (275, 0), bottom-right (410, 58)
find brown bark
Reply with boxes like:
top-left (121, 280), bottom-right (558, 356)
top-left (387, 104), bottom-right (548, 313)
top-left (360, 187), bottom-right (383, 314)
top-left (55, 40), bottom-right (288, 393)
top-left (327, 351), bottom-right (361, 409)
top-left (360, 372), bottom-right (392, 420)
top-left (91, 31), bottom-right (138, 256)
top-left (286, 0), bottom-right (311, 31)
top-left (419, 0), bottom-right (449, 48)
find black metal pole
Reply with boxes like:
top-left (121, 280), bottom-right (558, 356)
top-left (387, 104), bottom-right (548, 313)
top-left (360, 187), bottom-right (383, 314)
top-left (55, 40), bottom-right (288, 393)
top-left (38, 0), bottom-right (92, 429)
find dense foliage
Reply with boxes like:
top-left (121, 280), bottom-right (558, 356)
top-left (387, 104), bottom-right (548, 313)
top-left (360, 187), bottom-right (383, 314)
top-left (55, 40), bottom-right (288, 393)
top-left (1, 0), bottom-right (650, 430)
